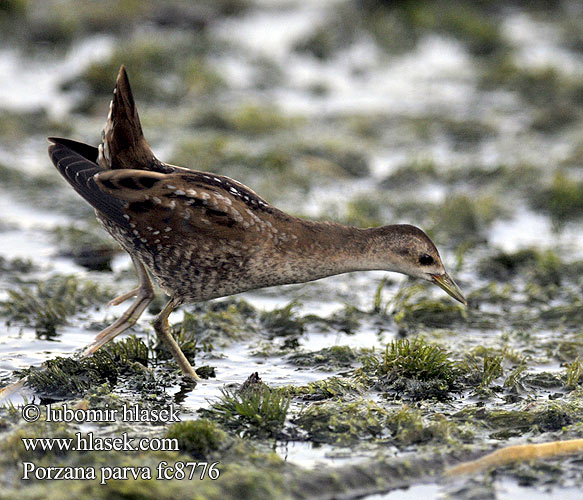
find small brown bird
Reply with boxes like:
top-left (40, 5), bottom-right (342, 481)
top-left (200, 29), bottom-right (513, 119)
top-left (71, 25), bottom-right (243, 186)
top-left (48, 66), bottom-right (466, 381)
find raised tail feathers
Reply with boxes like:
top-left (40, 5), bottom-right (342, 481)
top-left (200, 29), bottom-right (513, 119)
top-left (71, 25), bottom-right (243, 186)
top-left (98, 65), bottom-right (158, 171)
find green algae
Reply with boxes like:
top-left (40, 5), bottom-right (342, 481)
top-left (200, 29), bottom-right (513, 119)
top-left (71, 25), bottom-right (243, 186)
top-left (20, 353), bottom-right (118, 399)
top-left (1, 275), bottom-right (112, 337)
top-left (202, 375), bottom-right (291, 439)
top-left (376, 338), bottom-right (456, 383)
top-left (532, 171), bottom-right (583, 225)
top-left (165, 419), bottom-right (227, 459)
top-left (478, 248), bottom-right (565, 284)
top-left (103, 335), bottom-right (149, 367)
top-left (0, 420), bottom-right (76, 465)
top-left (288, 346), bottom-right (358, 371)
top-left (294, 398), bottom-right (390, 445)
top-left (260, 301), bottom-right (305, 339)
top-left (391, 286), bottom-right (468, 330)
top-left (355, 338), bottom-right (459, 400)
top-left (0, 255), bottom-right (36, 275)
top-left (387, 405), bottom-right (456, 447)
top-left (565, 358), bottom-right (583, 389)
top-left (289, 376), bottom-right (367, 401)
top-left (174, 299), bottom-right (257, 350)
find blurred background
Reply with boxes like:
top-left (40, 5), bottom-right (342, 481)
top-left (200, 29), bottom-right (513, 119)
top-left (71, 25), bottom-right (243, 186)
top-left (1, 1), bottom-right (583, 499)
top-left (2, 0), bottom-right (583, 255)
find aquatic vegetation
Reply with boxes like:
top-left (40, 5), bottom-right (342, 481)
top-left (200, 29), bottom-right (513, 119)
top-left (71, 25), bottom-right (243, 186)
top-left (344, 195), bottom-right (385, 227)
top-left (20, 352), bottom-right (118, 399)
top-left (532, 171), bottom-right (583, 225)
top-left (1, 275), bottom-right (111, 336)
top-left (103, 335), bottom-right (149, 367)
top-left (387, 405), bottom-right (455, 446)
top-left (174, 299), bottom-right (257, 351)
top-left (0, 255), bottom-right (36, 275)
top-left (459, 351), bottom-right (504, 390)
top-left (165, 419), bottom-right (227, 459)
top-left (356, 338), bottom-right (459, 400)
top-left (204, 377), bottom-right (291, 439)
top-left (380, 158), bottom-right (439, 190)
top-left (228, 104), bottom-right (302, 136)
top-left (376, 338), bottom-right (457, 383)
top-left (290, 376), bottom-right (366, 400)
top-left (391, 286), bottom-right (468, 330)
top-left (294, 398), bottom-right (390, 445)
top-left (432, 194), bottom-right (502, 245)
top-left (565, 358), bottom-right (583, 389)
top-left (0, 421), bottom-right (76, 464)
top-left (260, 301), bottom-right (305, 338)
top-left (288, 346), bottom-right (358, 371)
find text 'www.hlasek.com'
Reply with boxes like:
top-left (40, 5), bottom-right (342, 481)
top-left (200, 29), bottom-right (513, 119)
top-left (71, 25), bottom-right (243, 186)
top-left (19, 403), bottom-right (220, 484)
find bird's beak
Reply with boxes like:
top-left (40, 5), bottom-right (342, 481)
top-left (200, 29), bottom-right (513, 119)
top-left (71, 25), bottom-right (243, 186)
top-left (431, 273), bottom-right (467, 305)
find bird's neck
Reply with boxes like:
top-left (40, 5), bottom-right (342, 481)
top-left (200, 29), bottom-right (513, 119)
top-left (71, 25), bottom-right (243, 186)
top-left (283, 220), bottom-right (402, 283)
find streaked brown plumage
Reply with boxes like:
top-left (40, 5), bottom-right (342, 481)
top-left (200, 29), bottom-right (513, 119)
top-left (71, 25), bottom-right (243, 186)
top-left (48, 66), bottom-right (466, 381)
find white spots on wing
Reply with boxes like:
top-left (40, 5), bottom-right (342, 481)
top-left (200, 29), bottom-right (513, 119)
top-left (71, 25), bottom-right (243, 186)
top-left (154, 239), bottom-right (161, 244)
top-left (164, 226), bottom-right (172, 232)
top-left (175, 189), bottom-right (186, 196)
top-left (201, 218), bottom-right (211, 225)
top-left (187, 189), bottom-right (197, 196)
top-left (166, 185), bottom-right (177, 190)
top-left (132, 229), bottom-right (139, 236)
top-left (153, 196), bottom-right (162, 205)
top-left (140, 238), bottom-right (147, 243)
top-left (168, 200), bottom-right (176, 210)
top-left (230, 207), bottom-right (243, 223)
top-left (200, 192), bottom-right (210, 200)
top-left (213, 177), bottom-right (222, 183)
top-left (123, 214), bottom-right (130, 220)
top-left (153, 230), bottom-right (160, 235)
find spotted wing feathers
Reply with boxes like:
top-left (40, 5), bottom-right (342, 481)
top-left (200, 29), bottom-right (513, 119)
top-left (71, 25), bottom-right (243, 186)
top-left (95, 170), bottom-right (255, 237)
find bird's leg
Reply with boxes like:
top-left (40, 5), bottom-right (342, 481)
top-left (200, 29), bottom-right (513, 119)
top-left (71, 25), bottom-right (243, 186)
top-left (107, 288), bottom-right (138, 307)
top-left (82, 256), bottom-right (154, 357)
top-left (153, 297), bottom-right (200, 380)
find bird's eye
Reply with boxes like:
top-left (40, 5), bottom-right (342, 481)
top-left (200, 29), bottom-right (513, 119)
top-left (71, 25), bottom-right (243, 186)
top-left (419, 254), bottom-right (434, 266)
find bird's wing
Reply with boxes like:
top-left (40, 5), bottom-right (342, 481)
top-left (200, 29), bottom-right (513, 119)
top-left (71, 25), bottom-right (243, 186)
top-left (48, 137), bottom-right (130, 229)
top-left (94, 169), bottom-right (269, 240)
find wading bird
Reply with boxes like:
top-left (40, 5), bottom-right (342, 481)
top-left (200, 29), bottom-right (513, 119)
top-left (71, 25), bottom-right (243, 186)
top-left (48, 66), bottom-right (466, 380)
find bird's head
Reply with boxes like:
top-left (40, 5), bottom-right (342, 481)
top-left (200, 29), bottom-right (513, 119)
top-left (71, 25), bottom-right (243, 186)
top-left (372, 224), bottom-right (467, 305)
